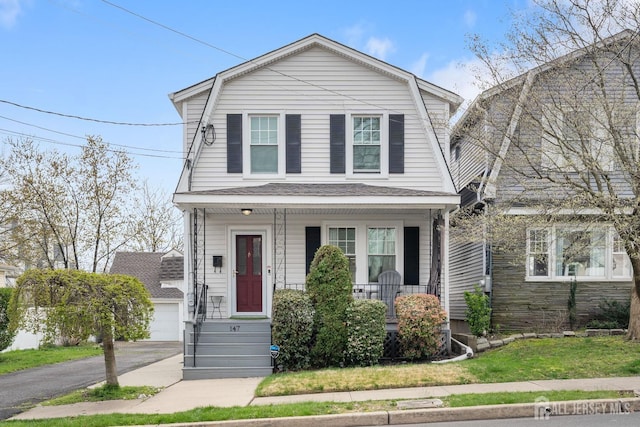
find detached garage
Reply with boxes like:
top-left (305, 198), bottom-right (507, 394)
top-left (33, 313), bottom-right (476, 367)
top-left (110, 251), bottom-right (184, 342)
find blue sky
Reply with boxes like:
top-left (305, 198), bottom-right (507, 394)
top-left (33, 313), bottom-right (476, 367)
top-left (0, 0), bottom-right (529, 193)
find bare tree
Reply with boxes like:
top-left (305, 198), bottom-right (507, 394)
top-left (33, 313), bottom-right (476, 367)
top-left (457, 0), bottom-right (640, 338)
top-left (0, 137), bottom-right (138, 272)
top-left (128, 181), bottom-right (183, 253)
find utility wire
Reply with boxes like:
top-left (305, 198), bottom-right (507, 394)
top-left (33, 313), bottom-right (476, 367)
top-left (0, 128), bottom-right (184, 160)
top-left (0, 115), bottom-right (184, 154)
top-left (0, 98), bottom-right (193, 127)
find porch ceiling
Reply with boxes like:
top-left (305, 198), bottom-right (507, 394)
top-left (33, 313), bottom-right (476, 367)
top-left (173, 183), bottom-right (460, 211)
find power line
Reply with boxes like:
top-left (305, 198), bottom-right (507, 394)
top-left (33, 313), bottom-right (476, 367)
top-left (0, 115), bottom-right (184, 154)
top-left (0, 128), bottom-right (184, 160)
top-left (0, 98), bottom-right (192, 127)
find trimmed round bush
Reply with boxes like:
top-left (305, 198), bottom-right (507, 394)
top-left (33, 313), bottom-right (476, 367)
top-left (306, 245), bottom-right (353, 367)
top-left (396, 294), bottom-right (447, 361)
top-left (271, 289), bottom-right (314, 371)
top-left (345, 298), bottom-right (386, 367)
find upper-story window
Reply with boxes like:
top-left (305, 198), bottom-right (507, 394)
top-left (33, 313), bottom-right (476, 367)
top-left (353, 116), bottom-right (381, 172)
top-left (250, 116), bottom-right (278, 174)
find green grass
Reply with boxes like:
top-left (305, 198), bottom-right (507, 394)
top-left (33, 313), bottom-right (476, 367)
top-left (446, 390), bottom-right (633, 407)
top-left (257, 336), bottom-right (640, 396)
top-left (462, 336), bottom-right (640, 382)
top-left (43, 385), bottom-right (161, 406)
top-left (3, 391), bottom-right (634, 427)
top-left (0, 345), bottom-right (102, 375)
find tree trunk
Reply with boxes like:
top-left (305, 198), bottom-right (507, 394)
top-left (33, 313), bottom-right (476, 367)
top-left (102, 331), bottom-right (119, 387)
top-left (629, 286), bottom-right (640, 341)
top-left (628, 257), bottom-right (640, 341)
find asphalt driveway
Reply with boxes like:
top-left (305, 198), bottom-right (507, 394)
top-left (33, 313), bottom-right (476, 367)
top-left (0, 341), bottom-right (182, 420)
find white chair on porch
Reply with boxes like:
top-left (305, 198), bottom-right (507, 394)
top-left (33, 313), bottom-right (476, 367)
top-left (378, 270), bottom-right (401, 318)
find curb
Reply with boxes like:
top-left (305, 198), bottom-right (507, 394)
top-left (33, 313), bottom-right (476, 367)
top-left (134, 397), bottom-right (640, 427)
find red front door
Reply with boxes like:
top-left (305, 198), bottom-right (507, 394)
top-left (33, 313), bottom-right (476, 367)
top-left (235, 235), bottom-right (263, 312)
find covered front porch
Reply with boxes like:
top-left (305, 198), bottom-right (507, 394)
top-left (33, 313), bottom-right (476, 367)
top-left (175, 183), bottom-right (458, 379)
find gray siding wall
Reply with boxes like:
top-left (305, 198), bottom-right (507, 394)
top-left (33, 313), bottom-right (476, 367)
top-left (449, 239), bottom-right (485, 320)
top-left (491, 230), bottom-right (633, 331)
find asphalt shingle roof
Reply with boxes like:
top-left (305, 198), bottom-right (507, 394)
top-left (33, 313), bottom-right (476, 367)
top-left (178, 183), bottom-right (454, 197)
top-left (110, 252), bottom-right (183, 299)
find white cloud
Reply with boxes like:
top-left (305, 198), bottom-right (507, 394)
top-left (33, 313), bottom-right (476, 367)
top-left (463, 9), bottom-right (477, 28)
top-left (409, 53), bottom-right (429, 78)
top-left (0, 0), bottom-right (23, 29)
top-left (427, 57), bottom-right (484, 104)
top-left (365, 36), bottom-right (395, 61)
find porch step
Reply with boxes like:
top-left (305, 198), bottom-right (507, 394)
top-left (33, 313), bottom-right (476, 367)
top-left (185, 342), bottom-right (269, 356)
top-left (184, 353), bottom-right (271, 368)
top-left (188, 331), bottom-right (271, 344)
top-left (183, 319), bottom-right (273, 380)
top-left (183, 366), bottom-right (273, 380)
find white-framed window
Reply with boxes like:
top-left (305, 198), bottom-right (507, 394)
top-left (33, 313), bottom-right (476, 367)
top-left (242, 113), bottom-right (285, 177)
top-left (526, 225), bottom-right (631, 280)
top-left (250, 116), bottom-right (278, 173)
top-left (328, 226), bottom-right (357, 282)
top-left (346, 113), bottom-right (388, 177)
top-left (540, 106), bottom-right (619, 172)
top-left (323, 221), bottom-right (402, 283)
top-left (367, 227), bottom-right (396, 282)
top-left (527, 228), bottom-right (549, 277)
top-left (353, 116), bottom-right (381, 172)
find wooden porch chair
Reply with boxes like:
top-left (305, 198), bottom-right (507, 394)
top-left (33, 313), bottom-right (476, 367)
top-left (378, 270), bottom-right (401, 318)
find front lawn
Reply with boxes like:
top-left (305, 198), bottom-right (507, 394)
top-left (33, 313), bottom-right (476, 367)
top-left (0, 345), bottom-right (102, 375)
top-left (256, 336), bottom-right (640, 396)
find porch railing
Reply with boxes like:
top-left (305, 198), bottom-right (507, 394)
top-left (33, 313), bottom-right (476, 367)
top-left (192, 283), bottom-right (207, 367)
top-left (279, 282), bottom-right (439, 317)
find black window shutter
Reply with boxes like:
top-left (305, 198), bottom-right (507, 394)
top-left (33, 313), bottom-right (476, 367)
top-left (227, 114), bottom-right (243, 173)
top-left (286, 114), bottom-right (301, 174)
top-left (404, 226), bottom-right (419, 285)
top-left (330, 114), bottom-right (345, 174)
top-left (305, 227), bottom-right (321, 275)
top-left (389, 114), bottom-right (404, 173)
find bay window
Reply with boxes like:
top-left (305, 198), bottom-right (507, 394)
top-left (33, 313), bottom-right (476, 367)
top-left (526, 225), bottom-right (631, 280)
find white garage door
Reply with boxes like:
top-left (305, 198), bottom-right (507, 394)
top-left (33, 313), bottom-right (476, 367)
top-left (149, 303), bottom-right (179, 341)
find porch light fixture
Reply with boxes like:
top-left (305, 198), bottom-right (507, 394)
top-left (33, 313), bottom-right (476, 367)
top-left (241, 208), bottom-right (253, 216)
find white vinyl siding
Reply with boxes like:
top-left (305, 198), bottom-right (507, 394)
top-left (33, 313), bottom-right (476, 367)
top-left (188, 46), bottom-right (450, 191)
top-left (449, 238), bottom-right (485, 321)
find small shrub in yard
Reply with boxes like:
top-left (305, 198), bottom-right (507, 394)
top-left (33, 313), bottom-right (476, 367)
top-left (306, 245), bottom-right (353, 368)
top-left (345, 299), bottom-right (386, 367)
top-left (396, 294), bottom-right (447, 361)
top-left (586, 298), bottom-right (630, 329)
top-left (0, 287), bottom-right (16, 351)
top-left (464, 284), bottom-right (491, 337)
top-left (271, 289), bottom-right (315, 371)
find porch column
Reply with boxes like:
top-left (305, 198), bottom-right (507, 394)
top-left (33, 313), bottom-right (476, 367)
top-left (442, 209), bottom-right (451, 329)
top-left (273, 208), bottom-right (287, 289)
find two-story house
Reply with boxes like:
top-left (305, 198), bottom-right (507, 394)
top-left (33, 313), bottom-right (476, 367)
top-left (170, 34), bottom-right (462, 379)
top-left (450, 30), bottom-right (637, 333)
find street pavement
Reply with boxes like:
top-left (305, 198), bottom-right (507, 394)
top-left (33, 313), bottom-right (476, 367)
top-left (0, 341), bottom-right (181, 420)
top-left (7, 348), bottom-right (640, 426)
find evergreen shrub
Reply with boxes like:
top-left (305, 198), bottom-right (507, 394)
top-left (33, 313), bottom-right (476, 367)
top-left (271, 289), bottom-right (315, 371)
top-left (345, 298), bottom-right (386, 366)
top-left (396, 293), bottom-right (447, 360)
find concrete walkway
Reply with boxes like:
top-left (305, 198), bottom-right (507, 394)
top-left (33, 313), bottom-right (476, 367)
top-left (11, 354), bottom-right (640, 422)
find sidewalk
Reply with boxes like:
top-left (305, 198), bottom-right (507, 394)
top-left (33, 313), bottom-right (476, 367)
top-left (11, 354), bottom-right (640, 422)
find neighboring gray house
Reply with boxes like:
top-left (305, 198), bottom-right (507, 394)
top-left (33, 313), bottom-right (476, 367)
top-left (110, 251), bottom-right (184, 341)
top-left (449, 31), bottom-right (636, 332)
top-left (170, 33), bottom-right (463, 378)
